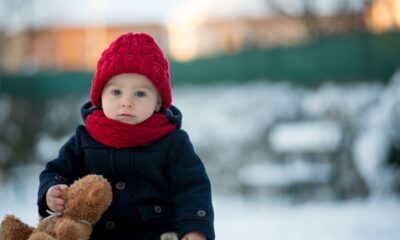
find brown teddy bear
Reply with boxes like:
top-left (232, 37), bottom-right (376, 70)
top-left (0, 174), bottom-right (112, 240)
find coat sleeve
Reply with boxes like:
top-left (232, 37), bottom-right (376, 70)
top-left (167, 130), bottom-right (215, 240)
top-left (37, 130), bottom-right (84, 218)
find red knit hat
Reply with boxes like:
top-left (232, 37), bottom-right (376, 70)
top-left (90, 32), bottom-right (172, 109)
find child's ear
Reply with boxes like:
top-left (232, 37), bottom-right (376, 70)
top-left (155, 95), bottom-right (162, 112)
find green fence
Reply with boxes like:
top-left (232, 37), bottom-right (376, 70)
top-left (170, 30), bottom-right (400, 85)
top-left (1, 31), bottom-right (400, 100)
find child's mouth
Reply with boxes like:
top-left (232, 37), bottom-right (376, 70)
top-left (119, 113), bottom-right (135, 118)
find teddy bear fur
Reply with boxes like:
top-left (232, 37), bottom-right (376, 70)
top-left (0, 174), bottom-right (112, 240)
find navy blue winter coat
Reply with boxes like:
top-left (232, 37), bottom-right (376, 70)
top-left (37, 102), bottom-right (215, 240)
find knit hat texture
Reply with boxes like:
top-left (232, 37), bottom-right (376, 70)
top-left (90, 32), bottom-right (172, 109)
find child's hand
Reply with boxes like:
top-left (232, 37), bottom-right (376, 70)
top-left (46, 184), bottom-right (68, 212)
top-left (181, 232), bottom-right (206, 240)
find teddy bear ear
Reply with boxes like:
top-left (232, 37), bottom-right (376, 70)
top-left (85, 187), bottom-right (102, 205)
top-left (84, 183), bottom-right (112, 207)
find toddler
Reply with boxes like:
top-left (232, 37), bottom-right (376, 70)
top-left (37, 32), bottom-right (215, 240)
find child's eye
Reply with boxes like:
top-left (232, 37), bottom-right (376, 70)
top-left (134, 91), bottom-right (146, 97)
top-left (111, 89), bottom-right (122, 96)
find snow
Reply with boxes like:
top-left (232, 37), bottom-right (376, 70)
top-left (1, 164), bottom-right (399, 239)
top-left (174, 82), bottom-right (302, 148)
top-left (352, 70), bottom-right (400, 195)
top-left (35, 134), bottom-right (70, 161)
top-left (268, 121), bottom-right (342, 154)
top-left (215, 196), bottom-right (400, 240)
top-left (1, 71), bottom-right (400, 238)
top-left (238, 161), bottom-right (332, 186)
top-left (0, 164), bottom-right (42, 225)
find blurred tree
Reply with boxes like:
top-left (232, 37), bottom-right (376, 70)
top-left (266, 0), bottom-right (373, 39)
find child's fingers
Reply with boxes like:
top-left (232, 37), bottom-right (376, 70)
top-left (46, 184), bottom-right (68, 212)
top-left (49, 184), bottom-right (68, 197)
top-left (49, 201), bottom-right (65, 212)
top-left (181, 232), bottom-right (206, 240)
top-left (53, 184), bottom-right (68, 195)
top-left (51, 197), bottom-right (65, 206)
top-left (48, 196), bottom-right (65, 212)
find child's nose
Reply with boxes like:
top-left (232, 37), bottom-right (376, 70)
top-left (121, 96), bottom-right (134, 107)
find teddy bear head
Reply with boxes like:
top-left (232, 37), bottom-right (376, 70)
top-left (62, 174), bottom-right (112, 224)
top-left (0, 174), bottom-right (113, 240)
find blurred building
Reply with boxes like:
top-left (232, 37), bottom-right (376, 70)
top-left (1, 26), bottom-right (165, 73)
top-left (366, 0), bottom-right (400, 32)
top-left (0, 16), bottom-right (309, 73)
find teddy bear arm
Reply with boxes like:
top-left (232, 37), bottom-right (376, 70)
top-left (28, 231), bottom-right (56, 240)
top-left (0, 215), bottom-right (34, 240)
top-left (33, 216), bottom-right (59, 239)
top-left (55, 217), bottom-right (92, 240)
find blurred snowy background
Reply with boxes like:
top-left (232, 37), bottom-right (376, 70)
top-left (1, 0), bottom-right (400, 239)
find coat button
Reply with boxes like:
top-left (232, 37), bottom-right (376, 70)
top-left (105, 221), bottom-right (115, 230)
top-left (197, 210), bottom-right (206, 217)
top-left (115, 181), bottom-right (126, 190)
top-left (154, 205), bottom-right (162, 213)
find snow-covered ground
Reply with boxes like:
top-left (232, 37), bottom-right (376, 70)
top-left (215, 197), bottom-right (400, 240)
top-left (0, 164), bottom-right (400, 240)
top-left (2, 74), bottom-right (400, 238)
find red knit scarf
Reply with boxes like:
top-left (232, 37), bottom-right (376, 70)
top-left (85, 110), bottom-right (176, 148)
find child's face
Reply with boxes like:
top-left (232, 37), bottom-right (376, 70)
top-left (101, 73), bottom-right (161, 125)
